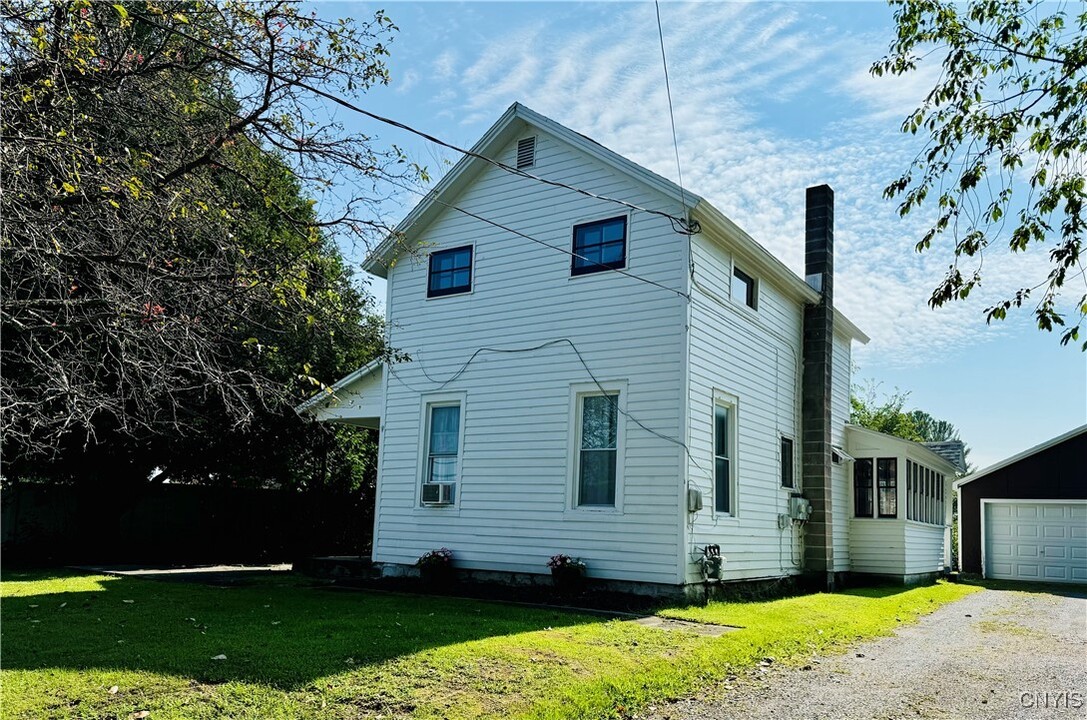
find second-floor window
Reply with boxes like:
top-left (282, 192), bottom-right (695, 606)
top-left (732, 266), bottom-right (758, 310)
top-left (428, 246), bottom-right (473, 297)
top-left (571, 216), bottom-right (627, 276)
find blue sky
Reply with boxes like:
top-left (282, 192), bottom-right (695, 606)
top-left (316, 1), bottom-right (1085, 468)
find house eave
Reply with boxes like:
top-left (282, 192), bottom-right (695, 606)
top-left (691, 200), bottom-right (869, 344)
top-left (361, 102), bottom-right (869, 347)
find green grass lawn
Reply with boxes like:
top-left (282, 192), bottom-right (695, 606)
top-left (1, 571), bottom-right (979, 719)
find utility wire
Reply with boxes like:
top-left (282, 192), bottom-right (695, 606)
top-left (129, 9), bottom-right (698, 234)
top-left (381, 175), bottom-right (690, 301)
top-left (654, 2), bottom-right (699, 276)
top-left (387, 338), bottom-right (711, 478)
top-left (655, 0), bottom-right (688, 216)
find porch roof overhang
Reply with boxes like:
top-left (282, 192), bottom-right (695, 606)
top-left (294, 359), bottom-right (383, 429)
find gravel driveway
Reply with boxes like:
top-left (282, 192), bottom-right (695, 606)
top-left (645, 586), bottom-right (1087, 720)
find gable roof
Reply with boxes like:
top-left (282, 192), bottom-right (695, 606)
top-left (953, 424), bottom-right (1087, 488)
top-left (362, 102), bottom-right (867, 344)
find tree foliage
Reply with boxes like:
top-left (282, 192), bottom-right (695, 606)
top-left (850, 386), bottom-right (925, 442)
top-left (850, 383), bottom-right (972, 468)
top-left (1, 1), bottom-right (416, 484)
top-left (874, 0), bottom-right (1087, 347)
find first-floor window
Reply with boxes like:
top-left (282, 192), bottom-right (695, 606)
top-left (577, 393), bottom-right (618, 506)
top-left (924, 466), bottom-right (931, 523)
top-left (780, 436), bottom-right (794, 488)
top-left (713, 401), bottom-right (734, 513)
top-left (425, 404), bottom-right (461, 486)
top-left (877, 457), bottom-right (898, 518)
top-left (905, 460), bottom-right (914, 520)
top-left (854, 458), bottom-right (873, 517)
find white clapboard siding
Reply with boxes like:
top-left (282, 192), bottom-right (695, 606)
top-left (904, 522), bottom-right (947, 575)
top-left (374, 129), bottom-right (689, 585)
top-left (849, 519), bottom-right (907, 575)
top-left (831, 329), bottom-right (852, 571)
top-left (849, 519), bottom-right (946, 577)
top-left (682, 224), bottom-right (807, 583)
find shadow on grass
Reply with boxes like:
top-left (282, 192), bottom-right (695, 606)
top-left (1, 571), bottom-right (601, 689)
top-left (694, 579), bottom-right (920, 608)
top-left (959, 577), bottom-right (1087, 599)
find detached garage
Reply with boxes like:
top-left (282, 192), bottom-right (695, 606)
top-left (955, 425), bottom-right (1087, 584)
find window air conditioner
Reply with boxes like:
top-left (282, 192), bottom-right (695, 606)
top-left (421, 483), bottom-right (455, 506)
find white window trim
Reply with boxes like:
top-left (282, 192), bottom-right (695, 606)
top-left (414, 391), bottom-right (467, 511)
top-left (711, 389), bottom-right (739, 519)
top-left (567, 380), bottom-right (627, 514)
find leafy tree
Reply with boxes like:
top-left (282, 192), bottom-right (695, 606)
top-left (908, 409), bottom-right (960, 443)
top-left (850, 386), bottom-right (924, 442)
top-left (1, 1), bottom-right (416, 486)
top-left (850, 383), bottom-right (972, 467)
top-left (873, 0), bottom-right (1087, 347)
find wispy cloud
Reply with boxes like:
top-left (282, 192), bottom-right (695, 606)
top-left (433, 49), bottom-right (458, 81)
top-left (415, 2), bottom-right (1055, 366)
top-left (395, 69), bottom-right (419, 95)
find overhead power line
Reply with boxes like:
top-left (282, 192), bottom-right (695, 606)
top-left (654, 0), bottom-right (689, 215)
top-left (381, 176), bottom-right (690, 301)
top-left (387, 337), bottom-right (711, 479)
top-left (129, 9), bottom-right (699, 234)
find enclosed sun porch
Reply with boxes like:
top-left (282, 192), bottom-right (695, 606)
top-left (844, 425), bottom-right (962, 583)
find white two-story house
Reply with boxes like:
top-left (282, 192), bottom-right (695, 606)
top-left (299, 103), bottom-right (959, 593)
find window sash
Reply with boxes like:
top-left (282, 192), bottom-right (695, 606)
top-left (854, 458), bottom-right (873, 517)
top-left (877, 457), bottom-right (897, 518)
top-left (905, 460), bottom-right (914, 520)
top-left (426, 404), bottom-right (461, 486)
top-left (713, 404), bottom-right (732, 513)
top-left (732, 266), bottom-right (757, 309)
top-left (780, 437), bottom-right (794, 488)
top-left (924, 467), bottom-right (931, 523)
top-left (576, 393), bottom-right (618, 506)
top-left (913, 462), bottom-right (920, 520)
top-left (572, 217), bottom-right (627, 275)
top-left (428, 246), bottom-right (473, 297)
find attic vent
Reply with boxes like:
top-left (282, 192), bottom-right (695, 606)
top-left (516, 136), bottom-right (536, 169)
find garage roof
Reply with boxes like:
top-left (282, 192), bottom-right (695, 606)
top-left (953, 424), bottom-right (1087, 488)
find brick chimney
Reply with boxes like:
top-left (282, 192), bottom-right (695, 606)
top-left (801, 184), bottom-right (836, 588)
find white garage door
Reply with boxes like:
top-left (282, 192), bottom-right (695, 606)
top-left (984, 502), bottom-right (1087, 584)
